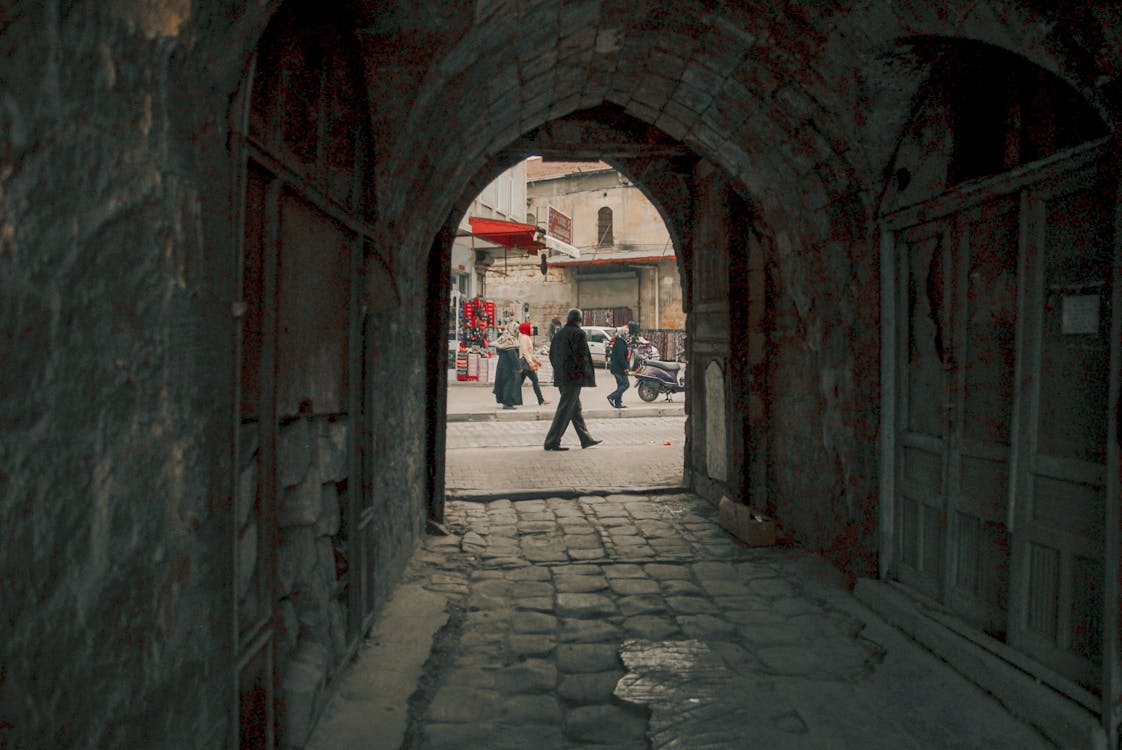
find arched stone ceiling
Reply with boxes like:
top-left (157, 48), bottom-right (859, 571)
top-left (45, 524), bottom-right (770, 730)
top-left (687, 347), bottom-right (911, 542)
top-left (192, 0), bottom-right (1122, 273)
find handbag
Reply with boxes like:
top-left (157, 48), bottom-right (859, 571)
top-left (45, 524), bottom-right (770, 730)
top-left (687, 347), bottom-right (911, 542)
top-left (519, 356), bottom-right (532, 373)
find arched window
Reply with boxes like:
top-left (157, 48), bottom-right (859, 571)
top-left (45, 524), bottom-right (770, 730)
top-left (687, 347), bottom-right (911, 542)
top-left (597, 207), bottom-right (613, 246)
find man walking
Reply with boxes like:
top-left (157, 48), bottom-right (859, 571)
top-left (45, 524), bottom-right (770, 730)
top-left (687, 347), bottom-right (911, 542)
top-left (543, 308), bottom-right (602, 451)
top-left (606, 328), bottom-right (630, 408)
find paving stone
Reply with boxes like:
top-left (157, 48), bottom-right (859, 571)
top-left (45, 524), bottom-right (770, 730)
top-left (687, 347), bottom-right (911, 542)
top-left (565, 534), bottom-right (606, 549)
top-left (556, 593), bottom-right (616, 617)
top-left (499, 694), bottom-right (562, 724)
top-left (518, 520), bottom-right (559, 533)
top-left (509, 566), bottom-right (551, 581)
top-left (623, 615), bottom-right (681, 640)
top-left (558, 670), bottom-right (624, 704)
top-left (756, 645), bottom-right (819, 676)
top-left (770, 596), bottom-right (820, 616)
top-left (603, 564), bottom-right (648, 578)
top-left (518, 511), bottom-right (556, 522)
top-left (507, 634), bottom-right (556, 659)
top-left (609, 534), bottom-right (650, 548)
top-left (489, 728), bottom-right (565, 750)
top-left (568, 547), bottom-right (606, 561)
top-left (665, 596), bottom-right (718, 614)
top-left (692, 561), bottom-right (739, 579)
top-left (428, 686), bottom-right (499, 722)
top-left (511, 580), bottom-right (554, 598)
top-left (560, 618), bottom-right (622, 643)
top-left (749, 577), bottom-right (796, 598)
top-left (513, 596), bottom-right (554, 612)
top-left (659, 580), bottom-right (706, 597)
top-left (509, 611), bottom-right (557, 633)
top-left (418, 723), bottom-right (493, 750)
top-left (617, 595), bottom-right (667, 616)
top-left (498, 659), bottom-right (557, 694)
top-left (643, 563), bottom-right (693, 580)
top-left (564, 705), bottom-right (648, 744)
top-left (554, 575), bottom-right (608, 593)
top-left (557, 643), bottom-right (620, 673)
top-left (609, 577), bottom-right (662, 595)
top-left (677, 614), bottom-right (738, 639)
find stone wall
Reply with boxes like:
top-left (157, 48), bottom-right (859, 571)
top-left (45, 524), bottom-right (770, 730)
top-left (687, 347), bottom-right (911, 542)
top-left (3, 0), bottom-right (1122, 747)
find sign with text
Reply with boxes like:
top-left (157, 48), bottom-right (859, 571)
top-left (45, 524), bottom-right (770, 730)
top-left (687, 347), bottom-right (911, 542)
top-left (548, 206), bottom-right (572, 244)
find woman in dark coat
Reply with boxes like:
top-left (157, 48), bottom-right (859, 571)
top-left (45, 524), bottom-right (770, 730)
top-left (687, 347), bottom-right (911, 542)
top-left (491, 322), bottom-right (523, 409)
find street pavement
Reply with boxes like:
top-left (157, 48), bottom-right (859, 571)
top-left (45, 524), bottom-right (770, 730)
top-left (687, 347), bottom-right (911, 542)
top-left (309, 493), bottom-right (1052, 750)
top-left (445, 371), bottom-right (687, 496)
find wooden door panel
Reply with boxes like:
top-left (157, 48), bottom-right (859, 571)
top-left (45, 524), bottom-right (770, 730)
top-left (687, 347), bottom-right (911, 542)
top-left (896, 223), bottom-right (951, 599)
top-left (1013, 170), bottom-right (1113, 689)
top-left (946, 199), bottom-right (1018, 634)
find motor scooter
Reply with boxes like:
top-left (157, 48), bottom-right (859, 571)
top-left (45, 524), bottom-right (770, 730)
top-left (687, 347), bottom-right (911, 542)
top-left (634, 358), bottom-right (686, 402)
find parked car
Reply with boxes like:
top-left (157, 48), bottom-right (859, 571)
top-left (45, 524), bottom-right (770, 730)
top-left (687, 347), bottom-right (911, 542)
top-left (581, 326), bottom-right (660, 368)
top-left (581, 326), bottom-right (614, 367)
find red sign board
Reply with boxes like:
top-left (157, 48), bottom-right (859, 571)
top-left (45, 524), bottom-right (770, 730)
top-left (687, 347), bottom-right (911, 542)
top-left (548, 207), bottom-right (572, 245)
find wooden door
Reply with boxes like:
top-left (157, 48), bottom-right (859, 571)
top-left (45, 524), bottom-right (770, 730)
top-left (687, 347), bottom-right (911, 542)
top-left (894, 221), bottom-right (954, 600)
top-left (943, 197), bottom-right (1020, 636)
top-left (1010, 162), bottom-right (1116, 689)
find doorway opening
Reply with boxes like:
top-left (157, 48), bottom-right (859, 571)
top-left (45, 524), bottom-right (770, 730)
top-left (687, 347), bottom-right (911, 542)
top-left (443, 156), bottom-right (689, 497)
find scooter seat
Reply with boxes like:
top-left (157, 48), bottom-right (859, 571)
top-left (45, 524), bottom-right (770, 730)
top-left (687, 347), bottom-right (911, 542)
top-left (645, 360), bottom-right (682, 372)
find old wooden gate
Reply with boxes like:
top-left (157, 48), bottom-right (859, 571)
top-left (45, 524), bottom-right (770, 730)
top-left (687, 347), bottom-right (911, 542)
top-left (232, 7), bottom-right (381, 747)
top-left (882, 139), bottom-right (1120, 722)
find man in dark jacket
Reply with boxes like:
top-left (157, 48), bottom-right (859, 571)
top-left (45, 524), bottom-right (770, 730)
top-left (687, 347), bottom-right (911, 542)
top-left (606, 328), bottom-right (630, 408)
top-left (543, 308), bottom-right (602, 451)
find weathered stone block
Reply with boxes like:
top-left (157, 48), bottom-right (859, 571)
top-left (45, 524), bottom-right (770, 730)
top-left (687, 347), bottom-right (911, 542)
top-left (718, 496), bottom-right (776, 547)
top-left (317, 418), bottom-right (348, 482)
top-left (278, 598), bottom-right (300, 663)
top-left (237, 522), bottom-right (257, 603)
top-left (278, 526), bottom-right (316, 598)
top-left (279, 639), bottom-right (330, 748)
top-left (278, 418), bottom-right (314, 488)
top-left (280, 470), bottom-right (321, 528)
top-left (238, 460), bottom-right (257, 528)
top-left (316, 482), bottom-right (340, 537)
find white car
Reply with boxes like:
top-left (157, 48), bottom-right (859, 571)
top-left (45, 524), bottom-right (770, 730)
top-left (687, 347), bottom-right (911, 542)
top-left (580, 326), bottom-right (660, 368)
top-left (581, 326), bottom-right (614, 367)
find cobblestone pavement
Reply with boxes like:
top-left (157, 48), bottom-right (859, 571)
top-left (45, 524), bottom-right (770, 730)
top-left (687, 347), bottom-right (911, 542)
top-left (445, 418), bottom-right (686, 494)
top-left (316, 492), bottom-right (1049, 749)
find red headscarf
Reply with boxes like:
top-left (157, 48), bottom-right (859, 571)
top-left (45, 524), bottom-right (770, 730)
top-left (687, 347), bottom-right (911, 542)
top-left (518, 322), bottom-right (532, 336)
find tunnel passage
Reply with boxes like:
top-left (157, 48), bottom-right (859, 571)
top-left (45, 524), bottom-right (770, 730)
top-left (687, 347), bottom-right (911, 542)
top-left (4, 1), bottom-right (1122, 749)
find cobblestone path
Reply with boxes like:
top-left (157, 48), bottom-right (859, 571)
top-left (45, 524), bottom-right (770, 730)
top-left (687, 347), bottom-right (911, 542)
top-left (388, 493), bottom-right (1049, 749)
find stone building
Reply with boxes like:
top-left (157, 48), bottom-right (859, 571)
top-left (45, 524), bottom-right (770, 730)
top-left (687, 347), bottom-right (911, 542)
top-left (3, 1), bottom-right (1122, 748)
top-left (481, 157), bottom-right (686, 337)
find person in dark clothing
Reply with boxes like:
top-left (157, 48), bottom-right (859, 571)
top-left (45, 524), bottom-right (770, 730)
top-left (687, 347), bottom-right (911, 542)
top-left (606, 328), bottom-right (630, 408)
top-left (543, 308), bottom-right (601, 451)
top-left (491, 322), bottom-right (523, 409)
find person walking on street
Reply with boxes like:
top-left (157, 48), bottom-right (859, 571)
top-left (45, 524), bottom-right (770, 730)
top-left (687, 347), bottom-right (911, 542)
top-left (543, 308), bottom-right (602, 451)
top-left (517, 321), bottom-right (548, 406)
top-left (491, 322), bottom-right (523, 410)
top-left (607, 328), bottom-right (630, 408)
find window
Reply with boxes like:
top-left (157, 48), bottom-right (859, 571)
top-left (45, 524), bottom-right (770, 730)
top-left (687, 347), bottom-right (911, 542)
top-left (597, 207), bottom-right (613, 246)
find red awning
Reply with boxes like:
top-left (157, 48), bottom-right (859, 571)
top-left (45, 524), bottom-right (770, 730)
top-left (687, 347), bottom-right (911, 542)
top-left (468, 217), bottom-right (546, 254)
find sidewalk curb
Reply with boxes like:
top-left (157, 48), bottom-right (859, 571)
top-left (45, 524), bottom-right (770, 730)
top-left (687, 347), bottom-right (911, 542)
top-left (444, 485), bottom-right (691, 503)
top-left (448, 405), bottom-right (685, 423)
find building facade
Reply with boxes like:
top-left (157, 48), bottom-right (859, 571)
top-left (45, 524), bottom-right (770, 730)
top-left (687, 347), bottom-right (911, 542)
top-left (482, 158), bottom-right (685, 340)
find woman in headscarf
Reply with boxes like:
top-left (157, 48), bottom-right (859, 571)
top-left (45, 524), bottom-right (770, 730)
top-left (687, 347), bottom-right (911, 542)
top-left (517, 321), bottom-right (548, 406)
top-left (491, 322), bottom-right (523, 409)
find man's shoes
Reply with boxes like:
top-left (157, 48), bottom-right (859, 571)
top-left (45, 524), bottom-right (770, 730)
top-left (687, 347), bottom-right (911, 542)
top-left (581, 440), bottom-right (602, 449)
top-left (607, 396), bottom-right (617, 408)
top-left (617, 403), bottom-right (627, 408)
top-left (502, 405), bottom-right (515, 410)
top-left (544, 445), bottom-right (569, 451)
